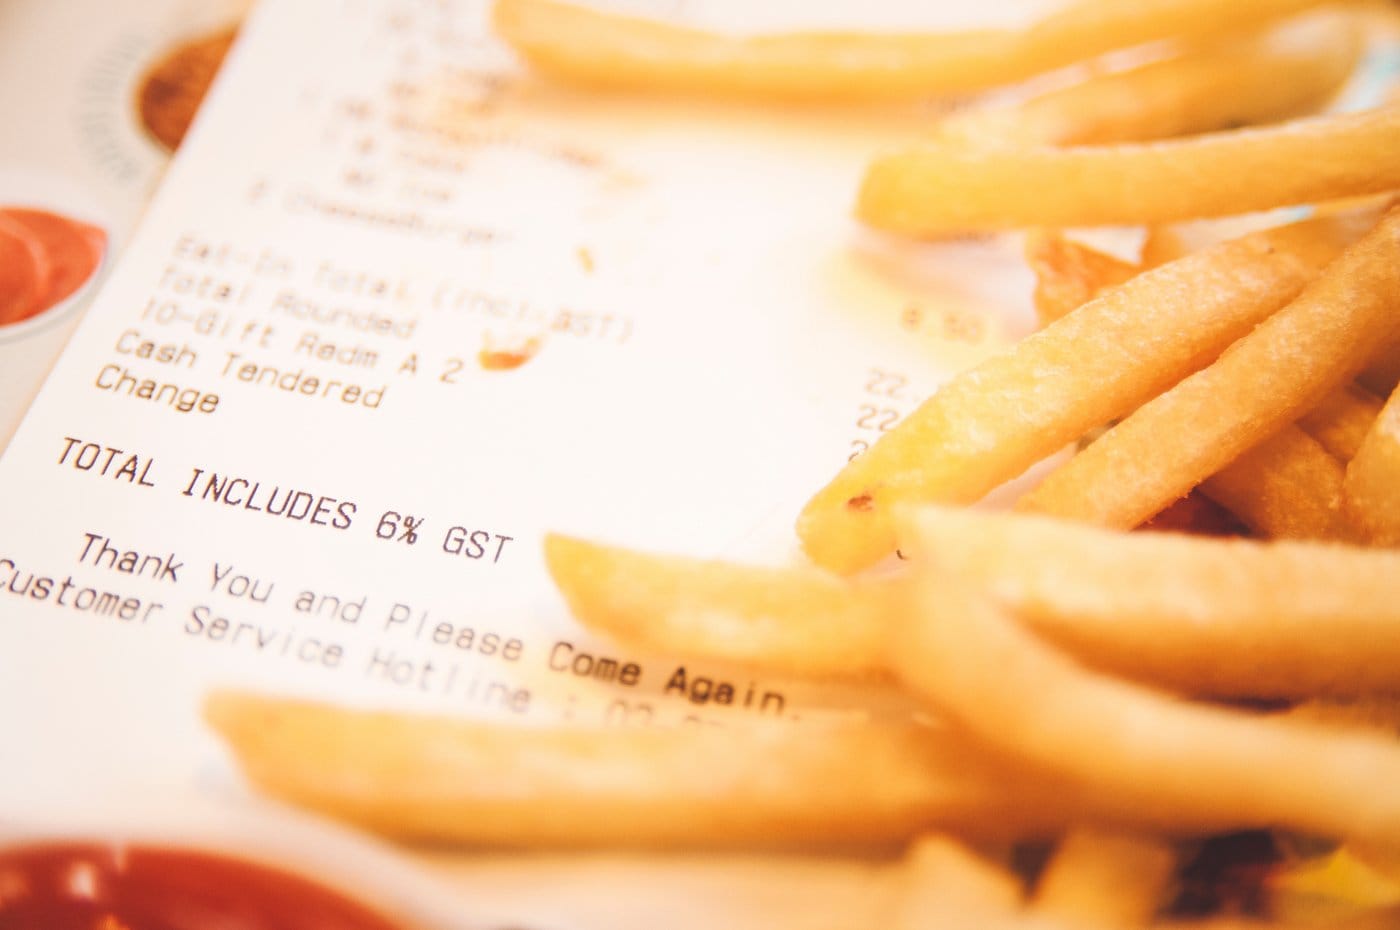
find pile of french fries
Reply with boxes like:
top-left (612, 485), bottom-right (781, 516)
top-left (210, 0), bottom-right (1400, 924)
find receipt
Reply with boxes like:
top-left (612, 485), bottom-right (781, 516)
top-left (0, 0), bottom-right (1037, 925)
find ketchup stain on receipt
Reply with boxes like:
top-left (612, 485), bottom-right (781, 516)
top-left (0, 843), bottom-right (405, 930)
top-left (478, 334), bottom-right (542, 371)
top-left (0, 208), bottom-right (107, 328)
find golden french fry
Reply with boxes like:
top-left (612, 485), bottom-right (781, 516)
top-left (1024, 233), bottom-right (1139, 326)
top-left (547, 531), bottom-right (890, 675)
top-left (889, 568), bottom-right (1400, 844)
top-left (1298, 384), bottom-right (1385, 461)
top-left (1033, 829), bottom-right (1176, 928)
top-left (898, 506), bottom-right (1400, 699)
top-left (890, 836), bottom-right (1025, 930)
top-left (1026, 230), bottom-right (1377, 476)
top-left (940, 10), bottom-right (1362, 147)
top-left (1019, 208), bottom-right (1400, 530)
top-left (1026, 235), bottom-right (1347, 543)
top-left (205, 691), bottom-right (1079, 847)
top-left (550, 512), bottom-right (1400, 699)
top-left (1028, 234), bottom-right (1377, 472)
top-left (1345, 386), bottom-right (1400, 545)
top-left (798, 212), bottom-right (1367, 574)
top-left (859, 107), bottom-right (1400, 236)
top-left (1198, 425), bottom-right (1349, 541)
top-left (543, 533), bottom-right (888, 677)
top-left (491, 0), bottom-right (1335, 101)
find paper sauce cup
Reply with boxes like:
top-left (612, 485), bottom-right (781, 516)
top-left (0, 201), bottom-right (109, 450)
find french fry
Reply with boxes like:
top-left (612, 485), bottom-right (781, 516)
top-left (1024, 233), bottom-right (1139, 326)
top-left (1025, 238), bottom-right (1351, 540)
top-left (544, 532), bottom-right (889, 677)
top-left (1019, 207), bottom-right (1400, 530)
top-left (1297, 384), bottom-right (1385, 461)
top-left (491, 0), bottom-right (1334, 101)
top-left (798, 211), bottom-right (1367, 574)
top-left (1197, 425), bottom-right (1349, 541)
top-left (205, 691), bottom-right (1081, 847)
top-left (1027, 229), bottom-right (1372, 462)
top-left (890, 836), bottom-right (1025, 930)
top-left (551, 513), bottom-right (1400, 699)
top-left (1345, 386), bottom-right (1400, 545)
top-left (939, 10), bottom-right (1362, 147)
top-left (1033, 828), bottom-right (1176, 927)
top-left (898, 506), bottom-right (1400, 699)
top-left (859, 106), bottom-right (1400, 236)
top-left (889, 569), bottom-right (1400, 844)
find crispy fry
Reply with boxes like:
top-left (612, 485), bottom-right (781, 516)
top-left (889, 569), bottom-right (1400, 844)
top-left (1033, 828), bottom-right (1176, 927)
top-left (798, 212), bottom-right (1366, 574)
top-left (544, 533), bottom-right (888, 677)
top-left (940, 10), bottom-right (1362, 147)
top-left (1024, 233), bottom-right (1139, 326)
top-left (898, 506), bottom-right (1400, 699)
top-left (205, 691), bottom-right (1080, 847)
top-left (1019, 208), bottom-right (1400, 530)
top-left (1345, 386), bottom-right (1400, 545)
top-left (551, 511), bottom-right (1400, 699)
top-left (890, 836), bottom-right (1025, 930)
top-left (859, 107), bottom-right (1400, 236)
top-left (1298, 384), bottom-right (1385, 461)
top-left (1028, 233), bottom-right (1378, 475)
top-left (1026, 236), bottom-right (1352, 540)
top-left (546, 532), bottom-right (887, 675)
top-left (491, 0), bottom-right (1336, 100)
top-left (1197, 426), bottom-right (1349, 540)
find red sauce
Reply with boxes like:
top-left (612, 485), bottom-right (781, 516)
top-left (0, 207), bottom-right (107, 327)
top-left (0, 842), bottom-right (406, 930)
top-left (0, 223), bottom-right (43, 325)
top-left (478, 336), bottom-right (542, 371)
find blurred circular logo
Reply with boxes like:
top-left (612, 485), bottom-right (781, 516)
top-left (135, 26), bottom-right (239, 153)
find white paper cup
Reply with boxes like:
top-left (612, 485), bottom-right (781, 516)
top-left (0, 178), bottom-right (113, 451)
